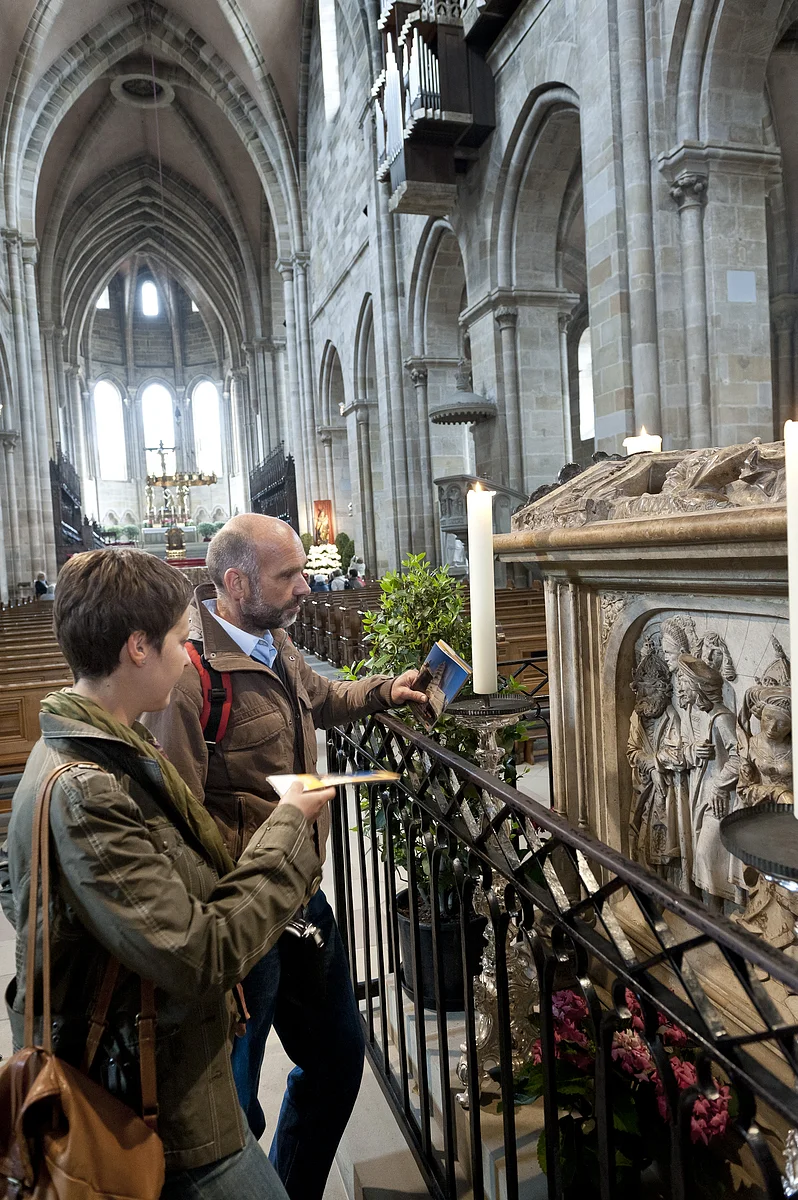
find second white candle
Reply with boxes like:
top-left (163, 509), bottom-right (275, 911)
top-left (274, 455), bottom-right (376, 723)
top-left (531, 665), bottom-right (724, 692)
top-left (467, 485), bottom-right (498, 694)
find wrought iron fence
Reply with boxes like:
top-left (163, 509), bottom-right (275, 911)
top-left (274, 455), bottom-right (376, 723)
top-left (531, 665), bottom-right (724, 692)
top-left (327, 713), bottom-right (798, 1200)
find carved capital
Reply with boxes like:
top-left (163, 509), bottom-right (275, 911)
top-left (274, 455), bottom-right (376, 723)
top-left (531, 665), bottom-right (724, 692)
top-left (494, 306), bottom-right (519, 330)
top-left (292, 251), bottom-right (310, 274)
top-left (317, 424), bottom-right (334, 446)
top-left (0, 430), bottom-right (20, 451)
top-left (342, 398), bottom-right (375, 425)
top-left (21, 238), bottom-right (38, 265)
top-left (64, 363), bottom-right (81, 379)
top-left (404, 357), bottom-right (428, 387)
top-left (0, 228), bottom-right (20, 248)
top-left (670, 172), bottom-right (707, 210)
top-left (230, 367), bottom-right (248, 381)
top-left (275, 257), bottom-right (294, 281)
top-left (558, 311), bottom-right (573, 335)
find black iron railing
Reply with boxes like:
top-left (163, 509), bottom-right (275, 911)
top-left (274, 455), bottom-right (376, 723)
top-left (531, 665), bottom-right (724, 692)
top-left (328, 714), bottom-right (798, 1200)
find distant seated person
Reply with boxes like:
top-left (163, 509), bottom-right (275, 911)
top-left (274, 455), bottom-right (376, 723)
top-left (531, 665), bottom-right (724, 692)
top-left (329, 569), bottom-right (346, 592)
top-left (346, 568), bottom-right (364, 589)
top-left (33, 571), bottom-right (48, 599)
top-left (311, 572), bottom-right (330, 592)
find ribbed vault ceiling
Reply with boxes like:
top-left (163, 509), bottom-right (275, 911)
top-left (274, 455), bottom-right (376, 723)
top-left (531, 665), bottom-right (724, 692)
top-left (0, 0), bottom-right (304, 374)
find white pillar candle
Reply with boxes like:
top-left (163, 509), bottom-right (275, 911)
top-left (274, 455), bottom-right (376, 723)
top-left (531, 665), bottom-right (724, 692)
top-left (784, 420), bottom-right (798, 817)
top-left (623, 425), bottom-right (663, 455)
top-left (467, 485), bottom-right (498, 694)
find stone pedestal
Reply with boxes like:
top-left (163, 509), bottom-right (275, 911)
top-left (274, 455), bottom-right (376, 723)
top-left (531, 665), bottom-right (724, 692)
top-left (496, 440), bottom-right (792, 943)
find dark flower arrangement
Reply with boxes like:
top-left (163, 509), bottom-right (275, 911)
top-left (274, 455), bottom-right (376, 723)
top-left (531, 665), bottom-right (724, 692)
top-left (507, 987), bottom-right (744, 1199)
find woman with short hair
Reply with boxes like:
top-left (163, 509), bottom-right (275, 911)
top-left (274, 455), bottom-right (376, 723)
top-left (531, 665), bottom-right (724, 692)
top-left (0, 548), bottom-right (333, 1199)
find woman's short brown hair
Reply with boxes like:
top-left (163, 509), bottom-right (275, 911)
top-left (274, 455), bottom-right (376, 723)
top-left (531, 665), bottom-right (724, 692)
top-left (54, 549), bottom-right (192, 680)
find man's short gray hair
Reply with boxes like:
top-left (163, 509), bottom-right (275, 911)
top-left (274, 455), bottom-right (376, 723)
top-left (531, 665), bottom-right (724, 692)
top-left (206, 526), bottom-right (260, 594)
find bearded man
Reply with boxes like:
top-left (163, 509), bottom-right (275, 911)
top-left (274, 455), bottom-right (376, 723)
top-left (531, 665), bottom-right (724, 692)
top-left (627, 641), bottom-right (690, 887)
top-left (143, 514), bottom-right (425, 1200)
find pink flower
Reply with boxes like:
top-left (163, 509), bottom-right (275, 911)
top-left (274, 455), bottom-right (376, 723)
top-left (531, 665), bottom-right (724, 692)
top-left (658, 1019), bottom-right (688, 1050)
top-left (552, 989), bottom-right (589, 1026)
top-left (611, 1030), bottom-right (656, 1082)
top-left (653, 1057), bottom-right (730, 1144)
top-left (624, 989), bottom-right (646, 1033)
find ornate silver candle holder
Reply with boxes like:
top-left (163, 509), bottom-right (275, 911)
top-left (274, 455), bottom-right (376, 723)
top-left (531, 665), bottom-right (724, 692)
top-left (448, 693), bottom-right (542, 1107)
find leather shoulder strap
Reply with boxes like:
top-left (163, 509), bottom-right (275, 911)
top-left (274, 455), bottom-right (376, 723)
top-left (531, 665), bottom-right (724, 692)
top-left (24, 760), bottom-right (160, 1132)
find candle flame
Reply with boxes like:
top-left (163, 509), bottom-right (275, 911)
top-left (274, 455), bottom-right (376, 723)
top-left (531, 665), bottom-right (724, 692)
top-left (639, 425), bottom-right (648, 436)
top-left (472, 482), bottom-right (483, 492)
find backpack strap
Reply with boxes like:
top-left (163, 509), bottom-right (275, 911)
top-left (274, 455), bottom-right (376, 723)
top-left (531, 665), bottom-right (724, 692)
top-left (185, 641), bottom-right (232, 752)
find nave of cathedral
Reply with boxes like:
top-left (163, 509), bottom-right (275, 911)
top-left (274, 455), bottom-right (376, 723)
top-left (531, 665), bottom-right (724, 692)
top-left (2, 0), bottom-right (798, 1198)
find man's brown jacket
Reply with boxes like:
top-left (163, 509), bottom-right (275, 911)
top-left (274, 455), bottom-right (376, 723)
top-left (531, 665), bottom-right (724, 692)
top-left (143, 583), bottom-right (394, 861)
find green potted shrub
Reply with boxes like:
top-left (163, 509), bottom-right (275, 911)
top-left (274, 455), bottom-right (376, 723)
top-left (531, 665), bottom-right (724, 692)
top-left (335, 531), bottom-right (355, 573)
top-left (197, 522), bottom-right (216, 541)
top-left (300, 532), bottom-right (313, 554)
top-left (349, 553), bottom-right (489, 1009)
top-left (103, 525), bottom-right (121, 543)
top-left (120, 524), bottom-right (139, 543)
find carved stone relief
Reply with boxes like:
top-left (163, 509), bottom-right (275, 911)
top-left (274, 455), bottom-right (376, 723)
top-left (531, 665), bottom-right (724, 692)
top-left (624, 612), bottom-right (793, 944)
top-left (512, 439), bottom-right (786, 533)
top-left (600, 592), bottom-right (629, 652)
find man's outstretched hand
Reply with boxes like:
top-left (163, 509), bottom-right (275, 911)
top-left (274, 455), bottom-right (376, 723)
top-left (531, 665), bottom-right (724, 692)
top-left (390, 669), bottom-right (428, 706)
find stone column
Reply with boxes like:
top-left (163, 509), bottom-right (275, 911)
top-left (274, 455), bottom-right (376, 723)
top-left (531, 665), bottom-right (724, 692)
top-left (0, 431), bottom-right (20, 600)
top-left (317, 427), bottom-right (336, 518)
top-left (64, 366), bottom-right (90, 500)
top-left (293, 252), bottom-right (322, 500)
top-left (404, 358), bottom-right (437, 563)
top-left (617, 0), bottom-right (661, 436)
top-left (3, 229), bottom-right (44, 579)
top-left (495, 306), bottom-right (523, 492)
top-left (276, 258), bottom-right (310, 528)
top-left (772, 297), bottom-right (797, 434)
top-left (22, 239), bottom-right (57, 579)
top-left (241, 342), bottom-right (264, 462)
top-left (374, 179), bottom-right (412, 558)
top-left (230, 367), bottom-right (252, 488)
top-left (342, 399), bottom-right (378, 575)
top-left (670, 172), bottom-right (712, 447)
top-left (558, 311), bottom-right (575, 462)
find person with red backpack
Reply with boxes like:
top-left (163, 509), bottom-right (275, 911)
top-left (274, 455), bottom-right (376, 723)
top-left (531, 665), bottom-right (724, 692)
top-left (142, 514), bottom-right (424, 1200)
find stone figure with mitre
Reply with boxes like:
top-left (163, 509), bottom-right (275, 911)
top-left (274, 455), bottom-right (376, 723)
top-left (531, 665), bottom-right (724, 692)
top-left (676, 654), bottom-right (740, 911)
top-left (627, 639), bottom-right (691, 887)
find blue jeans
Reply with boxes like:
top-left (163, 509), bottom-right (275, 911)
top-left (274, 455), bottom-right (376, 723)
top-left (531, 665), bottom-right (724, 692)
top-left (160, 1129), bottom-right (287, 1199)
top-left (231, 890), bottom-right (366, 1200)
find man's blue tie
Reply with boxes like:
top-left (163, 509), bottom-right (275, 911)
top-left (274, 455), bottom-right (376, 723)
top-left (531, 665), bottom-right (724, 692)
top-left (251, 636), bottom-right (277, 669)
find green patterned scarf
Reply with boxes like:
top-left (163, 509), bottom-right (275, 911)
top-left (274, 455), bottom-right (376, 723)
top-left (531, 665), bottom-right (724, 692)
top-left (41, 689), bottom-right (234, 877)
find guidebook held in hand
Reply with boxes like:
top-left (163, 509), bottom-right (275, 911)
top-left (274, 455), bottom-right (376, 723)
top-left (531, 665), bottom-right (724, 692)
top-left (409, 639), bottom-right (472, 731)
top-left (267, 771), bottom-right (400, 796)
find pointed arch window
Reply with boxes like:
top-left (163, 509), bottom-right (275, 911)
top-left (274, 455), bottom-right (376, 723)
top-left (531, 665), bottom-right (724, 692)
top-left (96, 286), bottom-right (110, 310)
top-left (141, 280), bottom-right (160, 317)
top-left (141, 382), bottom-right (176, 475)
top-left (318, 0), bottom-right (340, 121)
top-left (578, 327), bottom-right (595, 442)
top-left (93, 380), bottom-right (127, 480)
top-left (191, 380), bottom-right (223, 476)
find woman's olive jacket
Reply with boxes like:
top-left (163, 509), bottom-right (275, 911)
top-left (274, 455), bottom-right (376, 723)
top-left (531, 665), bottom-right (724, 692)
top-left (0, 711), bottom-right (321, 1171)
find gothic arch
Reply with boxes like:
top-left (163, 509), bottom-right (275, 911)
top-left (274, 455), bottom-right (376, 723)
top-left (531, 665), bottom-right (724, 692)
top-left (492, 85), bottom-right (582, 292)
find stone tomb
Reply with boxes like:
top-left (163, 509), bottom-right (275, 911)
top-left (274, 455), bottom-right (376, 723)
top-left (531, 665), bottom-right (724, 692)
top-left (495, 440), bottom-right (794, 960)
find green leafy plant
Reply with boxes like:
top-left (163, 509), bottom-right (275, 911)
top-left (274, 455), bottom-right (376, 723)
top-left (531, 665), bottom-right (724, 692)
top-left (213, 520), bottom-right (226, 532)
top-left (359, 552), bottom-right (471, 674)
top-left (197, 522), bottom-right (216, 539)
top-left (300, 532), bottom-right (313, 554)
top-left (335, 531), bottom-right (355, 572)
top-left (120, 524), bottom-right (139, 542)
top-left (103, 525), bottom-right (121, 542)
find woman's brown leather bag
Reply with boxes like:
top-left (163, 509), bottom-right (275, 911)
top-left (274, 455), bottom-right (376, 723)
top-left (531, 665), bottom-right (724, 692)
top-left (0, 763), bottom-right (165, 1198)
